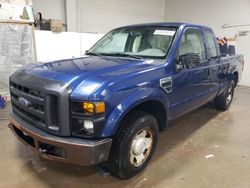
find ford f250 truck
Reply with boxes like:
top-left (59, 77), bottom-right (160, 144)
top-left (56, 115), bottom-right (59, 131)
top-left (9, 23), bottom-right (244, 179)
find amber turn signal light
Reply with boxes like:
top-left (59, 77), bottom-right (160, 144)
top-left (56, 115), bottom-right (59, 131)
top-left (82, 102), bottom-right (105, 114)
top-left (95, 102), bottom-right (105, 113)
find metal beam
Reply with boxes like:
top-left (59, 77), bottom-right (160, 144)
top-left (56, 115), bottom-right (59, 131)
top-left (65, 0), bottom-right (77, 32)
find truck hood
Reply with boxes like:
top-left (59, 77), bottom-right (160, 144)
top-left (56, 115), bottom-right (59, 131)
top-left (24, 56), bottom-right (164, 97)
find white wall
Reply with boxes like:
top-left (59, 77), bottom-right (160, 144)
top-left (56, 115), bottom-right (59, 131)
top-left (32, 0), bottom-right (66, 24)
top-left (164, 0), bottom-right (250, 36)
top-left (237, 35), bottom-right (250, 87)
top-left (76, 0), bottom-right (165, 33)
top-left (66, 0), bottom-right (77, 32)
top-left (164, 0), bottom-right (250, 86)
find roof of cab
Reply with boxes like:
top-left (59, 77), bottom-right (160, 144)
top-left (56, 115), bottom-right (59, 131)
top-left (116, 22), bottom-right (212, 30)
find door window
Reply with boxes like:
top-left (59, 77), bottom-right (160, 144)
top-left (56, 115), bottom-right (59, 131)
top-left (178, 28), bottom-right (206, 63)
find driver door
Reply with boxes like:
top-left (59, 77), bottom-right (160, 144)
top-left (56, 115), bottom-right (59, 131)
top-left (168, 27), bottom-right (212, 119)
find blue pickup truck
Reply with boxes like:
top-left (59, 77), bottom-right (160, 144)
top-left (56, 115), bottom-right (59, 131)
top-left (9, 22), bottom-right (244, 179)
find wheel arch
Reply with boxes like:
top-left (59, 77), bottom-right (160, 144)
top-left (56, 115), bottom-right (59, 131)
top-left (233, 71), bottom-right (239, 86)
top-left (101, 91), bottom-right (169, 137)
top-left (226, 71), bottom-right (238, 86)
top-left (123, 100), bottom-right (168, 130)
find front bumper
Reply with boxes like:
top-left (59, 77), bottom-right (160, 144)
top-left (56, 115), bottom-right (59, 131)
top-left (9, 112), bottom-right (112, 166)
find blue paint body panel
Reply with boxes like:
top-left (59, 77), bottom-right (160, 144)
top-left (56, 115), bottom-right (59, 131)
top-left (18, 23), bottom-right (244, 137)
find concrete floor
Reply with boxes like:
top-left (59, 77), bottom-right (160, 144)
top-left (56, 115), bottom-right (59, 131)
top-left (0, 86), bottom-right (250, 188)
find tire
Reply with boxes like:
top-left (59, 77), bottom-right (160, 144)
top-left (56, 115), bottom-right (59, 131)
top-left (215, 80), bottom-right (235, 110)
top-left (105, 111), bottom-right (158, 179)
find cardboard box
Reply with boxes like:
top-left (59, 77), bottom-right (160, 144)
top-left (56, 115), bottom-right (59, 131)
top-left (50, 19), bottom-right (63, 32)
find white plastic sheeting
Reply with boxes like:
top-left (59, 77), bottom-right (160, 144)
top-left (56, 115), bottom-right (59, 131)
top-left (0, 23), bottom-right (35, 94)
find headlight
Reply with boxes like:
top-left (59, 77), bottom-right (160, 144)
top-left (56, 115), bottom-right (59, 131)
top-left (83, 120), bottom-right (94, 133)
top-left (71, 101), bottom-right (105, 137)
top-left (71, 118), bottom-right (94, 136)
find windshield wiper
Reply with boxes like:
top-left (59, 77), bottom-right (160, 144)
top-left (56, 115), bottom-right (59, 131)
top-left (208, 56), bottom-right (219, 61)
top-left (103, 53), bottom-right (143, 60)
top-left (86, 51), bottom-right (143, 60)
top-left (85, 51), bottom-right (103, 57)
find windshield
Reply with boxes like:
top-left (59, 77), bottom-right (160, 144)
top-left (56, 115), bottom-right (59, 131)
top-left (88, 26), bottom-right (177, 59)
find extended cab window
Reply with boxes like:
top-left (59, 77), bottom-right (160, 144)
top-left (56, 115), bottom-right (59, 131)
top-left (178, 28), bottom-right (206, 63)
top-left (204, 30), bottom-right (218, 59)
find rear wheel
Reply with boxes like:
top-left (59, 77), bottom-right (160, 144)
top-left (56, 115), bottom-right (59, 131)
top-left (105, 111), bottom-right (158, 179)
top-left (215, 80), bottom-right (235, 110)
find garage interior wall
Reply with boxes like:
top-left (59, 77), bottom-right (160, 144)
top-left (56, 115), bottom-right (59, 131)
top-left (164, 0), bottom-right (250, 36)
top-left (32, 0), bottom-right (66, 24)
top-left (75, 0), bottom-right (165, 33)
top-left (32, 0), bottom-right (250, 36)
top-left (164, 0), bottom-right (250, 86)
top-left (33, 0), bottom-right (166, 33)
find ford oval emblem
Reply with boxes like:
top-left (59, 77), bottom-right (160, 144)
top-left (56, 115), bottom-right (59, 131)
top-left (18, 97), bottom-right (32, 107)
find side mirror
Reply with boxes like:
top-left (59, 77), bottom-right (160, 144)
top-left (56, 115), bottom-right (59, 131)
top-left (175, 62), bottom-right (184, 71)
top-left (179, 53), bottom-right (200, 69)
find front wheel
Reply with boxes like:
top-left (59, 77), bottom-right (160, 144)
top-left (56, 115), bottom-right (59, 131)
top-left (106, 111), bottom-right (158, 179)
top-left (215, 80), bottom-right (235, 110)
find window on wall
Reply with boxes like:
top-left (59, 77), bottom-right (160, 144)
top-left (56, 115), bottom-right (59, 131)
top-left (204, 30), bottom-right (218, 59)
top-left (178, 28), bottom-right (206, 62)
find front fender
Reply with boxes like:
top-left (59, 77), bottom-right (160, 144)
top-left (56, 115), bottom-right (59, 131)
top-left (101, 88), bottom-right (169, 137)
